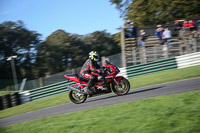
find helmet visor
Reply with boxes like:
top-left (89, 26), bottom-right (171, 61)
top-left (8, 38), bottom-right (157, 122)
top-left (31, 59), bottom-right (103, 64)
top-left (93, 55), bottom-right (99, 59)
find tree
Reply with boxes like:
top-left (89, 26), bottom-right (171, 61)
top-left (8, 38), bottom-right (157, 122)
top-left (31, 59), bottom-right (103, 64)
top-left (35, 30), bottom-right (86, 76)
top-left (35, 30), bottom-right (121, 77)
top-left (0, 21), bottom-right (41, 80)
top-left (82, 30), bottom-right (121, 56)
top-left (110, 0), bottom-right (200, 26)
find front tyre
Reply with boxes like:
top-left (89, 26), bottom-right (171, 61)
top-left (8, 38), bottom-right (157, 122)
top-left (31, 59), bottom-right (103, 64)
top-left (112, 78), bottom-right (130, 95)
top-left (69, 90), bottom-right (87, 104)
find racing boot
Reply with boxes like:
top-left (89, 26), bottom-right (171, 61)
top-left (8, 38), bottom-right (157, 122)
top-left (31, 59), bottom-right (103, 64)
top-left (83, 79), bottom-right (94, 94)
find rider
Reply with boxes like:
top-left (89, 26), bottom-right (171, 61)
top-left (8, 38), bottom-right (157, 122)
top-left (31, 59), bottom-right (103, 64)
top-left (80, 51), bottom-right (101, 94)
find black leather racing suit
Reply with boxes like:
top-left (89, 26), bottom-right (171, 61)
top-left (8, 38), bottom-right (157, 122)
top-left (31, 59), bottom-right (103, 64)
top-left (80, 59), bottom-right (101, 80)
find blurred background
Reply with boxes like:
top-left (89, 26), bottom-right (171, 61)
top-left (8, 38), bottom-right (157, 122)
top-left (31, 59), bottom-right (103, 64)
top-left (0, 0), bottom-right (200, 91)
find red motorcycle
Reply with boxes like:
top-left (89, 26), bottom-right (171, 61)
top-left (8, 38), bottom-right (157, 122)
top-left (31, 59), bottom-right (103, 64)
top-left (64, 60), bottom-right (130, 104)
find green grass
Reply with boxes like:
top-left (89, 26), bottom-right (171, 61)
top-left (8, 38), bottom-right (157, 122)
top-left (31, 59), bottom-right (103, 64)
top-left (0, 91), bottom-right (18, 96)
top-left (0, 93), bottom-right (70, 119)
top-left (129, 65), bottom-right (200, 89)
top-left (0, 65), bottom-right (200, 119)
top-left (1, 90), bottom-right (200, 133)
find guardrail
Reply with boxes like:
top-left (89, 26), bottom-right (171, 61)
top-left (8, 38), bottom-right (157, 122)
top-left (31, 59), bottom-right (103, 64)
top-left (176, 52), bottom-right (200, 69)
top-left (29, 80), bottom-right (74, 101)
top-left (118, 67), bottom-right (128, 79)
top-left (19, 91), bottom-right (30, 104)
top-left (126, 57), bottom-right (177, 78)
top-left (122, 51), bottom-right (200, 79)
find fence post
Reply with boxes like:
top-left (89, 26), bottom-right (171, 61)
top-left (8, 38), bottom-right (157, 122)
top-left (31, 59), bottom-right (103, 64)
top-left (71, 68), bottom-right (76, 74)
top-left (166, 47), bottom-right (169, 58)
top-left (39, 77), bottom-right (44, 87)
top-left (132, 48), bottom-right (136, 65)
top-left (185, 38), bottom-right (192, 54)
top-left (139, 47), bottom-right (143, 63)
top-left (139, 47), bottom-right (147, 63)
top-left (162, 45), bottom-right (168, 58)
top-left (121, 28), bottom-right (126, 67)
top-left (153, 46), bottom-right (158, 61)
top-left (179, 40), bottom-right (184, 55)
top-left (6, 86), bottom-right (10, 94)
top-left (192, 38), bottom-right (197, 52)
top-left (101, 56), bottom-right (106, 65)
top-left (143, 47), bottom-right (147, 63)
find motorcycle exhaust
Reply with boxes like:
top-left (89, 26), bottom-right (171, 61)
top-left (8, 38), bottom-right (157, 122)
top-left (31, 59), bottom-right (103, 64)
top-left (66, 84), bottom-right (81, 93)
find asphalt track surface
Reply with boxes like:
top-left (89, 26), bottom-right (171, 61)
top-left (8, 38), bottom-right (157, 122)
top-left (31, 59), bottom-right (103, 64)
top-left (0, 77), bottom-right (200, 127)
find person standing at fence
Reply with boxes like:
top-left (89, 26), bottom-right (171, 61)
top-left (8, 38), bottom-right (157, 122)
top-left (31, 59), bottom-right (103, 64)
top-left (162, 28), bottom-right (171, 48)
top-left (174, 19), bottom-right (185, 30)
top-left (125, 21), bottom-right (134, 38)
top-left (155, 25), bottom-right (162, 39)
top-left (159, 27), bottom-right (165, 41)
top-left (196, 20), bottom-right (200, 30)
top-left (188, 20), bottom-right (195, 31)
top-left (183, 21), bottom-right (190, 29)
top-left (138, 29), bottom-right (148, 47)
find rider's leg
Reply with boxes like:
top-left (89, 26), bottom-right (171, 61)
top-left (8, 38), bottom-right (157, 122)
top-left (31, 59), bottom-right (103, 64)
top-left (84, 75), bottom-right (97, 94)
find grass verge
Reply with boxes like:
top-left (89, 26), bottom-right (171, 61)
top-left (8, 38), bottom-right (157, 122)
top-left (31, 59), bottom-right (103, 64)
top-left (0, 65), bottom-right (200, 119)
top-left (0, 91), bottom-right (18, 96)
top-left (129, 65), bottom-right (200, 89)
top-left (0, 93), bottom-right (70, 119)
top-left (1, 90), bottom-right (200, 133)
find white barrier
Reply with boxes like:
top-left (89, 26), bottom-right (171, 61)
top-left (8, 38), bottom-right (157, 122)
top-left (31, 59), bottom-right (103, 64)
top-left (19, 91), bottom-right (30, 104)
top-left (118, 67), bottom-right (128, 79)
top-left (176, 52), bottom-right (200, 69)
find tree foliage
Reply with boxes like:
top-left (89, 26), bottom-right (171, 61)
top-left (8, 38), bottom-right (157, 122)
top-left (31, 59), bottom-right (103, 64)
top-left (0, 21), bottom-right (41, 79)
top-left (35, 30), bottom-right (120, 76)
top-left (83, 31), bottom-right (120, 56)
top-left (35, 30), bottom-right (86, 76)
top-left (110, 0), bottom-right (200, 26)
top-left (0, 21), bottom-right (120, 88)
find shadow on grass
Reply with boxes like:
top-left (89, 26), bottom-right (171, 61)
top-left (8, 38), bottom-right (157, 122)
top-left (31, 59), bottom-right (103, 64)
top-left (86, 86), bottom-right (164, 103)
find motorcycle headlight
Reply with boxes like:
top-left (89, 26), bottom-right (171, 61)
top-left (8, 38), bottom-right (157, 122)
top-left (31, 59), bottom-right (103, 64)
top-left (114, 67), bottom-right (119, 72)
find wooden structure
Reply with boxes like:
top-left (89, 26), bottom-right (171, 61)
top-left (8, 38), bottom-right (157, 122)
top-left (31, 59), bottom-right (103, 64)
top-left (121, 27), bottom-right (200, 67)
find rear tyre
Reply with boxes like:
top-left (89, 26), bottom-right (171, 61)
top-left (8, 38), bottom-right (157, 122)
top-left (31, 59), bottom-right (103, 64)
top-left (69, 90), bottom-right (87, 104)
top-left (112, 78), bottom-right (130, 95)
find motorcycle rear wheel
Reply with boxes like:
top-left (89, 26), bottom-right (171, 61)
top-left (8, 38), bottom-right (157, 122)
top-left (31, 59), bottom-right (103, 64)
top-left (69, 90), bottom-right (87, 104)
top-left (112, 78), bottom-right (130, 95)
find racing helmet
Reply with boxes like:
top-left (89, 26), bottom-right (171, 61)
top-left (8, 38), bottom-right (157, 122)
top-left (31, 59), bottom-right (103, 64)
top-left (89, 51), bottom-right (100, 62)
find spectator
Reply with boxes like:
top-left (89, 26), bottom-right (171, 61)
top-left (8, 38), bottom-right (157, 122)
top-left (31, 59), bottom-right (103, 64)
top-left (188, 20), bottom-right (195, 26)
top-left (138, 29), bottom-right (148, 46)
top-left (173, 19), bottom-right (184, 37)
top-left (174, 19), bottom-right (185, 30)
top-left (188, 20), bottom-right (195, 31)
top-left (162, 28), bottom-right (171, 48)
top-left (196, 20), bottom-right (200, 30)
top-left (183, 21), bottom-right (190, 29)
top-left (125, 21), bottom-right (134, 38)
top-left (155, 25), bottom-right (161, 39)
top-left (159, 27), bottom-right (165, 41)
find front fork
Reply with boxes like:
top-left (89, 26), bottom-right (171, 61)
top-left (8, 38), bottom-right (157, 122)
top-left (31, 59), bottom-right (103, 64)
top-left (113, 78), bottom-right (122, 88)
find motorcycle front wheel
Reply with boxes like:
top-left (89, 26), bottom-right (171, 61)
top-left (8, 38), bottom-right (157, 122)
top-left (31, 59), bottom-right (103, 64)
top-left (112, 78), bottom-right (130, 95)
top-left (69, 90), bottom-right (87, 104)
